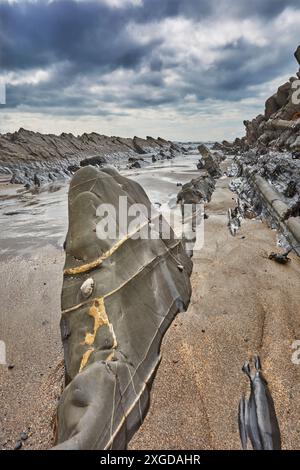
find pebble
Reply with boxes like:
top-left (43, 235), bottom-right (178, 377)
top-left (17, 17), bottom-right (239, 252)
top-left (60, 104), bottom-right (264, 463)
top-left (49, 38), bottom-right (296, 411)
top-left (14, 440), bottom-right (22, 450)
top-left (20, 432), bottom-right (28, 441)
top-left (80, 278), bottom-right (94, 299)
top-left (177, 265), bottom-right (184, 272)
top-left (8, 364), bottom-right (15, 370)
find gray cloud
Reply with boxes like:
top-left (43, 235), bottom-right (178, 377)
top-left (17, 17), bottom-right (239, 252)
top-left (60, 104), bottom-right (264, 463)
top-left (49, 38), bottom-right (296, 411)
top-left (0, 0), bottom-right (299, 139)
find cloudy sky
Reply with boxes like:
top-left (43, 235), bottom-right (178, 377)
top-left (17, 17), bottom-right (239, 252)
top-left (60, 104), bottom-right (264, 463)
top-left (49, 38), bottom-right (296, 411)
top-left (0, 0), bottom-right (299, 140)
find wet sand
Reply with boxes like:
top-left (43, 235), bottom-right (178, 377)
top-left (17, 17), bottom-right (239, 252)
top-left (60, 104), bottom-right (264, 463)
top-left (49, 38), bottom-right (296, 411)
top-left (130, 175), bottom-right (300, 450)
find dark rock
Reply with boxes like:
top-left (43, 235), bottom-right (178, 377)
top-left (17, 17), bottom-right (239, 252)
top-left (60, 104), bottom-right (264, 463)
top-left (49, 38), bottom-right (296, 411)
top-left (33, 173), bottom-right (41, 187)
top-left (284, 181), bottom-right (297, 198)
top-left (177, 174), bottom-right (215, 205)
top-left (14, 441), bottom-right (22, 450)
top-left (197, 144), bottom-right (221, 177)
top-left (295, 45), bottom-right (300, 65)
top-left (20, 432), bottom-right (28, 441)
top-left (129, 160), bottom-right (141, 169)
top-left (239, 356), bottom-right (281, 450)
top-left (128, 156), bottom-right (144, 163)
top-left (68, 165), bottom-right (80, 173)
top-left (197, 159), bottom-right (205, 170)
top-left (80, 156), bottom-right (107, 167)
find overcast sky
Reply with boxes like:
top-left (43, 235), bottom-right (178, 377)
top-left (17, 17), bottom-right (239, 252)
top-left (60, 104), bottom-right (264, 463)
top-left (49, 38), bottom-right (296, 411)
top-left (0, 0), bottom-right (299, 140)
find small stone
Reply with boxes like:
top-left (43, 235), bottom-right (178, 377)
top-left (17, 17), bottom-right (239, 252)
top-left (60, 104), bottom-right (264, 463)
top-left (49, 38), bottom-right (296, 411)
top-left (20, 432), bottom-right (28, 441)
top-left (8, 364), bottom-right (15, 370)
top-left (177, 265), bottom-right (184, 272)
top-left (14, 441), bottom-right (22, 450)
top-left (202, 329), bottom-right (205, 333)
top-left (80, 278), bottom-right (94, 299)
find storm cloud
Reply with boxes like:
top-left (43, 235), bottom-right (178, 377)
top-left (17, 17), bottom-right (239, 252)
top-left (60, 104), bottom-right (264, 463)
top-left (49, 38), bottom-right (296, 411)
top-left (0, 0), bottom-right (299, 140)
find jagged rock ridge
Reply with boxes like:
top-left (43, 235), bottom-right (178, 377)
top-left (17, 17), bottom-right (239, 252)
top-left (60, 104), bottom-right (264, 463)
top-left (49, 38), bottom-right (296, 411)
top-left (0, 128), bottom-right (182, 186)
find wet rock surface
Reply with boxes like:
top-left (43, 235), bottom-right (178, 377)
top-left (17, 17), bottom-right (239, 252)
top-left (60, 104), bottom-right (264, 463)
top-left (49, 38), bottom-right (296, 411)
top-left (239, 356), bottom-right (281, 450)
top-left (54, 166), bottom-right (192, 449)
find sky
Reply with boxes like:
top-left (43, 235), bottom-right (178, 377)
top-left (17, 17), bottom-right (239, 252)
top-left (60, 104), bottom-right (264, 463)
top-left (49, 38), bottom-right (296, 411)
top-left (0, 0), bottom-right (299, 141)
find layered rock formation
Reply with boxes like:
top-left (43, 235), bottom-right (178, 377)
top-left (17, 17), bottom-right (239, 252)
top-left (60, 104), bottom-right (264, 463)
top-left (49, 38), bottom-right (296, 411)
top-left (217, 45), bottom-right (300, 155)
top-left (177, 173), bottom-right (215, 205)
top-left (216, 46), bottom-right (300, 255)
top-left (197, 144), bottom-right (223, 177)
top-left (0, 128), bottom-right (182, 186)
top-left (54, 166), bottom-right (192, 449)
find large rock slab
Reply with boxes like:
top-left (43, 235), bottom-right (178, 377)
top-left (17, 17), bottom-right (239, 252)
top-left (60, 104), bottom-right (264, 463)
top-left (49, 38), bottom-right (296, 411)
top-left (54, 166), bottom-right (192, 449)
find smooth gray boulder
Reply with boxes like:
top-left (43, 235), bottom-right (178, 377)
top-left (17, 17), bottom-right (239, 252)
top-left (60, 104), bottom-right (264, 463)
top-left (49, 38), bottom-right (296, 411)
top-left (54, 166), bottom-right (192, 449)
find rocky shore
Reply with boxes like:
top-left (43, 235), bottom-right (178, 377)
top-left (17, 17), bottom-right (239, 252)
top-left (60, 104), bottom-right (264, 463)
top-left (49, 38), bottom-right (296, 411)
top-left (0, 129), bottom-right (184, 186)
top-left (211, 45), bottom-right (300, 256)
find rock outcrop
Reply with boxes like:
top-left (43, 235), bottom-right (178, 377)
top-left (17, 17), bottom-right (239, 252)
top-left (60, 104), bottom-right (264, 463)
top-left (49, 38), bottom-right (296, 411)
top-left (177, 173), bottom-right (215, 205)
top-left (0, 128), bottom-right (183, 186)
top-left (216, 45), bottom-right (300, 255)
top-left (197, 144), bottom-right (222, 177)
top-left (54, 166), bottom-right (192, 449)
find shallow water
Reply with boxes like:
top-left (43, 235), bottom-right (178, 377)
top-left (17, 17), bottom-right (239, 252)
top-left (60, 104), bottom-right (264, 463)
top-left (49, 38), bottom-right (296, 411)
top-left (0, 153), bottom-right (200, 257)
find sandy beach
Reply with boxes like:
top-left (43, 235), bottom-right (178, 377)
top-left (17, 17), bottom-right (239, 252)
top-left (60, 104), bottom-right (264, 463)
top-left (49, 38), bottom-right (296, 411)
top-left (1, 157), bottom-right (300, 450)
top-left (130, 175), bottom-right (300, 450)
top-left (0, 246), bottom-right (64, 450)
